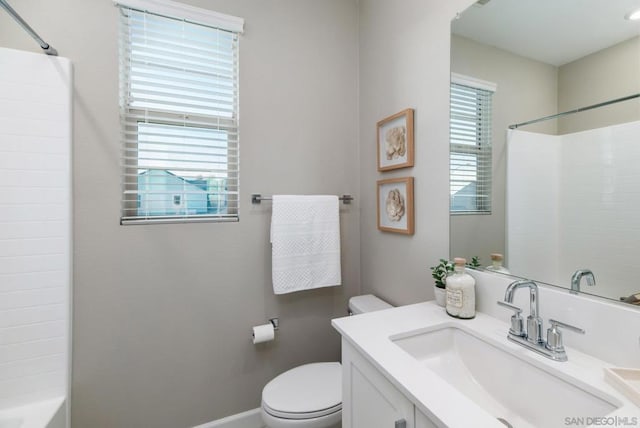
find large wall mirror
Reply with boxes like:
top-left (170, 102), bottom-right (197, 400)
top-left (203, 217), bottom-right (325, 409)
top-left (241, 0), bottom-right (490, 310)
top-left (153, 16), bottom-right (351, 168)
top-left (450, 0), bottom-right (640, 304)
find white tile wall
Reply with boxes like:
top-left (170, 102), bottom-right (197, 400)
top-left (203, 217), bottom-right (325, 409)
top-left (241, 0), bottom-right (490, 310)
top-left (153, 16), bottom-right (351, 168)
top-left (506, 130), bottom-right (561, 285)
top-left (508, 122), bottom-right (640, 301)
top-left (559, 121), bottom-right (640, 301)
top-left (0, 47), bottom-right (71, 410)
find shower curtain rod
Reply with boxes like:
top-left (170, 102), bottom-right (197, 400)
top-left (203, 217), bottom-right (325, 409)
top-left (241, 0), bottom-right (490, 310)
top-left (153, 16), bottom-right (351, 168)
top-left (508, 93), bottom-right (640, 130)
top-left (0, 0), bottom-right (57, 56)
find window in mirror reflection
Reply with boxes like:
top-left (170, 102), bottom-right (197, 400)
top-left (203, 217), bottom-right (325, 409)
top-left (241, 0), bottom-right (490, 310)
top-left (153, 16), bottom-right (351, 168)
top-left (450, 81), bottom-right (493, 214)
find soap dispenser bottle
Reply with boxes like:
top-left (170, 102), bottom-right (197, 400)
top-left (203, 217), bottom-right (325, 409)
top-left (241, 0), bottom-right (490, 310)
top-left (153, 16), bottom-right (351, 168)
top-left (445, 257), bottom-right (476, 319)
top-left (486, 253), bottom-right (510, 274)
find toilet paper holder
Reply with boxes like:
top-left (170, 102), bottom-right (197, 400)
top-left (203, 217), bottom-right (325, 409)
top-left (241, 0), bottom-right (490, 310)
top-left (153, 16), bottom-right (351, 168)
top-left (251, 318), bottom-right (279, 345)
top-left (269, 317), bottom-right (279, 330)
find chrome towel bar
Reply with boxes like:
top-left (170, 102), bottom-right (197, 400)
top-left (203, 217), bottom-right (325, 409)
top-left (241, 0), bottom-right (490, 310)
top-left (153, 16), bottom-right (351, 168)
top-left (251, 194), bottom-right (353, 205)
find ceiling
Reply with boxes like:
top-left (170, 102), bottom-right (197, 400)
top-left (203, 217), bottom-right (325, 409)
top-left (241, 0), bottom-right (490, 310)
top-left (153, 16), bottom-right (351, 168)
top-left (452, 0), bottom-right (640, 66)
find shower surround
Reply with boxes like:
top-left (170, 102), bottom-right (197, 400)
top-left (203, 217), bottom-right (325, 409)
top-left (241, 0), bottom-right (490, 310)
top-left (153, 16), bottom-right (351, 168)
top-left (507, 120), bottom-right (640, 301)
top-left (0, 47), bottom-right (71, 426)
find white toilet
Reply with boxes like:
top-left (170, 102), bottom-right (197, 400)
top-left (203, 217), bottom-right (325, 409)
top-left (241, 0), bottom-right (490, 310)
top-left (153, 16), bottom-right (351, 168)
top-left (260, 295), bottom-right (392, 428)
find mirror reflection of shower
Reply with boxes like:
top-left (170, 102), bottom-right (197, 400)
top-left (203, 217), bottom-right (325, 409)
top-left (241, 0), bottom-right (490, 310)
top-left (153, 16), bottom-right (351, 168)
top-left (449, 0), bottom-right (640, 304)
top-left (509, 94), bottom-right (640, 132)
top-left (507, 117), bottom-right (640, 303)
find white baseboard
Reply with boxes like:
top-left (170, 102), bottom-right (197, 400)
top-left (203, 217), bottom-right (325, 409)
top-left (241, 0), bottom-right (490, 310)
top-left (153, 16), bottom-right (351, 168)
top-left (193, 408), bottom-right (263, 428)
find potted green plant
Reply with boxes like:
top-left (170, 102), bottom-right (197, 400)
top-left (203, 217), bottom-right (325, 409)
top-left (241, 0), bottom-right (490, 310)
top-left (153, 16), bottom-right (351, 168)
top-left (467, 256), bottom-right (481, 269)
top-left (430, 259), bottom-right (453, 307)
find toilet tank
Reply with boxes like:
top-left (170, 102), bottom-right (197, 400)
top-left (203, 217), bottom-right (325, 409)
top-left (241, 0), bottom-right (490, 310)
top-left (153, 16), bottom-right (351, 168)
top-left (348, 294), bottom-right (392, 315)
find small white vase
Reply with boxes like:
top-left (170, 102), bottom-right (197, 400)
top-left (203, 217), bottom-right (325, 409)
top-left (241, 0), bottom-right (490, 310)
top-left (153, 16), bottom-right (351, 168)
top-left (434, 286), bottom-right (446, 307)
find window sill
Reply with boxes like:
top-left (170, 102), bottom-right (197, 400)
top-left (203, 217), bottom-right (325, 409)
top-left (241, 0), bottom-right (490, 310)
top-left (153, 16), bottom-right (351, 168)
top-left (450, 211), bottom-right (492, 216)
top-left (120, 216), bottom-right (239, 225)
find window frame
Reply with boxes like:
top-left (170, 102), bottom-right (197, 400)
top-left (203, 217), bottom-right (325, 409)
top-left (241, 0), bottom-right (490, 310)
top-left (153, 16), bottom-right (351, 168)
top-left (449, 73), bottom-right (496, 215)
top-left (116, 0), bottom-right (243, 225)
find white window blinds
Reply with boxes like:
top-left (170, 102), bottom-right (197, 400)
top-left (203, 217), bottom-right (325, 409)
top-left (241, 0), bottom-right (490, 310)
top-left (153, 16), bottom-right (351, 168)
top-left (450, 80), bottom-right (494, 214)
top-left (118, 3), bottom-right (241, 224)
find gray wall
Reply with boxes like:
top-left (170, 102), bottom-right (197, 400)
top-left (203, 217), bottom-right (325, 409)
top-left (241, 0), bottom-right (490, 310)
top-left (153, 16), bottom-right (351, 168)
top-left (449, 35), bottom-right (558, 265)
top-left (358, 0), bottom-right (475, 304)
top-left (0, 1), bottom-right (359, 427)
top-left (559, 36), bottom-right (640, 134)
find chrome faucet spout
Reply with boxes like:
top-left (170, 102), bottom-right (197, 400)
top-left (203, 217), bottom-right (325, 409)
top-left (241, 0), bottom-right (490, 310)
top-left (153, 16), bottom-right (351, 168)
top-left (504, 279), bottom-right (539, 317)
top-left (570, 269), bottom-right (596, 294)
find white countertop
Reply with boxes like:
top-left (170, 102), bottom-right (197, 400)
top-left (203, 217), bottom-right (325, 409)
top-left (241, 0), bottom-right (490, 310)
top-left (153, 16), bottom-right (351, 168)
top-left (332, 301), bottom-right (640, 428)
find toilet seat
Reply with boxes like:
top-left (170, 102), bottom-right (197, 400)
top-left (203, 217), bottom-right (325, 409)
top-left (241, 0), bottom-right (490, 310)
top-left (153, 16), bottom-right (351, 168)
top-left (263, 401), bottom-right (341, 420)
top-left (262, 362), bottom-right (342, 420)
top-left (260, 407), bottom-right (341, 428)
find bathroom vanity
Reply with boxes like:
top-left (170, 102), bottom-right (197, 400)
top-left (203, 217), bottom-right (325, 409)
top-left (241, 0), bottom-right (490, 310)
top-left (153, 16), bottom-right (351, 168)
top-left (340, 337), bottom-right (437, 428)
top-left (332, 300), bottom-right (640, 428)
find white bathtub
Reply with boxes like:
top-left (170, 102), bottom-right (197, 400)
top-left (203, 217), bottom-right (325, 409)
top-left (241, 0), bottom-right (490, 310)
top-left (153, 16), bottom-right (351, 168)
top-left (0, 397), bottom-right (66, 428)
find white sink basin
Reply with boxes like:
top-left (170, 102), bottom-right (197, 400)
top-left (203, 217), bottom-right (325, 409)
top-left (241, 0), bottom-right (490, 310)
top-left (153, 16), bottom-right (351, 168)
top-left (392, 325), bottom-right (619, 428)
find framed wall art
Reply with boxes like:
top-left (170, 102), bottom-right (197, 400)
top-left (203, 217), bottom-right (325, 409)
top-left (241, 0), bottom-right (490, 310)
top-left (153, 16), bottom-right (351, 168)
top-left (377, 177), bottom-right (414, 235)
top-left (377, 108), bottom-right (414, 171)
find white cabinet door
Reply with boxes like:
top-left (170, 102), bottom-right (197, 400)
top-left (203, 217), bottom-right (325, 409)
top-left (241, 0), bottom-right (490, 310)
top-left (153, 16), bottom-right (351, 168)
top-left (342, 339), bottom-right (415, 428)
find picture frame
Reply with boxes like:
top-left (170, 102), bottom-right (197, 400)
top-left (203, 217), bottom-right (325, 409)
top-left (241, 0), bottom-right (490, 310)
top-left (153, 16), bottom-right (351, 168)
top-left (377, 108), bottom-right (414, 171)
top-left (377, 177), bottom-right (414, 235)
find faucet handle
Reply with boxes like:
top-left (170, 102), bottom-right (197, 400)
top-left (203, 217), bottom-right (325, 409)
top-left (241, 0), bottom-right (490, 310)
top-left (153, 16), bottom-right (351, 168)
top-left (546, 319), bottom-right (585, 353)
top-left (497, 300), bottom-right (522, 313)
top-left (497, 301), bottom-right (525, 337)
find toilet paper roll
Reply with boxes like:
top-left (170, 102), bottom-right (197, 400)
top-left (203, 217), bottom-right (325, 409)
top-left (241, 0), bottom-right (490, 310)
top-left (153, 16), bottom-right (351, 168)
top-left (252, 323), bottom-right (275, 344)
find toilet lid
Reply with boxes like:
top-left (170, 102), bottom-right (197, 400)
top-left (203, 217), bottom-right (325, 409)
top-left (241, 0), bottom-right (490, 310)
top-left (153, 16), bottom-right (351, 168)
top-left (262, 362), bottom-right (342, 419)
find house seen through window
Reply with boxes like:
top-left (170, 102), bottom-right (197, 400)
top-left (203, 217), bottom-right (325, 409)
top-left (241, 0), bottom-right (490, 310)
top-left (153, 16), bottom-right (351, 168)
top-left (118, 4), bottom-right (241, 224)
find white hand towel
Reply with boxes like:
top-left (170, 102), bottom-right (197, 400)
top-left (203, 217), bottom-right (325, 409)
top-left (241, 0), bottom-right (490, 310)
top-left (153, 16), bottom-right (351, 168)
top-left (270, 195), bottom-right (342, 294)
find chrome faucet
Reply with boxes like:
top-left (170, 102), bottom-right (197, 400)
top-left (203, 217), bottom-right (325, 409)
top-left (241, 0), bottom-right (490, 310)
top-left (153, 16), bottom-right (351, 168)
top-left (570, 269), bottom-right (595, 294)
top-left (504, 279), bottom-right (543, 344)
top-left (497, 279), bottom-right (585, 362)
